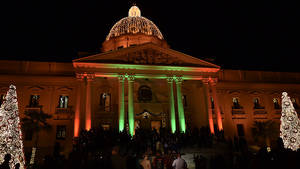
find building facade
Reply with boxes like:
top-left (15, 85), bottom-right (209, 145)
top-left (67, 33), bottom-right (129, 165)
top-left (1, 6), bottom-right (300, 158)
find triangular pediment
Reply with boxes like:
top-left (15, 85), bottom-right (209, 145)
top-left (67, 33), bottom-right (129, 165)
top-left (73, 43), bottom-right (219, 68)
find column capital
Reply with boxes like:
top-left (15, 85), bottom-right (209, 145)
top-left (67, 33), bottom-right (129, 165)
top-left (76, 73), bottom-right (95, 81)
top-left (76, 73), bottom-right (85, 81)
top-left (118, 73), bottom-right (126, 82)
top-left (127, 73), bottom-right (135, 82)
top-left (209, 78), bottom-right (218, 86)
top-left (86, 73), bottom-right (95, 81)
top-left (166, 75), bottom-right (174, 83)
top-left (202, 78), bottom-right (210, 85)
top-left (175, 75), bottom-right (183, 84)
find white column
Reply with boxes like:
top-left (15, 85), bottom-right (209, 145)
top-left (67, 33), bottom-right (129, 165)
top-left (85, 73), bottom-right (94, 131)
top-left (210, 80), bottom-right (223, 131)
top-left (118, 74), bottom-right (125, 132)
top-left (128, 74), bottom-right (135, 136)
top-left (175, 76), bottom-right (186, 133)
top-left (203, 80), bottom-right (214, 134)
top-left (167, 76), bottom-right (176, 133)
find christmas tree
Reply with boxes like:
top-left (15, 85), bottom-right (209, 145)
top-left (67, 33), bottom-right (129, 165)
top-left (0, 85), bottom-right (25, 169)
top-left (280, 92), bottom-right (300, 151)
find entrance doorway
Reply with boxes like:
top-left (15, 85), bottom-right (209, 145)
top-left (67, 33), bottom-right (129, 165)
top-left (151, 121), bottom-right (161, 132)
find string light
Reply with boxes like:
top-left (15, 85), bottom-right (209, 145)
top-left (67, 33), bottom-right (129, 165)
top-left (280, 92), bottom-right (300, 151)
top-left (106, 5), bottom-right (163, 40)
top-left (0, 85), bottom-right (25, 169)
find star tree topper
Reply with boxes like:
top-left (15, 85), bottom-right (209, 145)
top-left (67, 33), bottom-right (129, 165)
top-left (280, 92), bottom-right (300, 151)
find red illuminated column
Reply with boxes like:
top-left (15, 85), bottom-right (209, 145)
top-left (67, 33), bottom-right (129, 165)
top-left (74, 74), bottom-right (83, 137)
top-left (85, 73), bottom-right (94, 131)
top-left (210, 80), bottom-right (223, 131)
top-left (203, 80), bottom-right (214, 134)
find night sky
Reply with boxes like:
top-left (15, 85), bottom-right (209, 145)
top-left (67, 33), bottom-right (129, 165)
top-left (2, 0), bottom-right (299, 72)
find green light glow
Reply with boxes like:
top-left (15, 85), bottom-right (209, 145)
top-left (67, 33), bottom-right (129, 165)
top-left (168, 81), bottom-right (176, 133)
top-left (119, 80), bottom-right (125, 132)
top-left (176, 81), bottom-right (186, 133)
top-left (74, 63), bottom-right (220, 73)
top-left (128, 80), bottom-right (135, 136)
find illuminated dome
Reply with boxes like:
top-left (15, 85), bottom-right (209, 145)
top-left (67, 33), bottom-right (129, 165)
top-left (106, 6), bottom-right (164, 41)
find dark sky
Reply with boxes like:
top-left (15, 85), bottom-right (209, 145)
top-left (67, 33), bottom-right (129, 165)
top-left (1, 0), bottom-right (299, 72)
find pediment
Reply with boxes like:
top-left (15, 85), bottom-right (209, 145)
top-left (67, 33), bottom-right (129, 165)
top-left (73, 43), bottom-right (219, 69)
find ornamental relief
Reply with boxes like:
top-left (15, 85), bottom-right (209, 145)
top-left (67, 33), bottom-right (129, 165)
top-left (127, 49), bottom-right (182, 65)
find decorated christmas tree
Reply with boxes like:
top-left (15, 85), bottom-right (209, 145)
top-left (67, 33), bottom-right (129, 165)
top-left (280, 92), bottom-right (300, 151)
top-left (0, 85), bottom-right (25, 169)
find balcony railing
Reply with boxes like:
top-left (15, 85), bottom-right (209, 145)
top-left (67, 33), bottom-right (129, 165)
top-left (25, 106), bottom-right (42, 112)
top-left (55, 107), bottom-right (73, 114)
top-left (54, 107), bottom-right (73, 120)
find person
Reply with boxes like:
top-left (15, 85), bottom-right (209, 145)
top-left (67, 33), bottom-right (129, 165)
top-left (0, 154), bottom-right (11, 169)
top-left (110, 146), bottom-right (126, 169)
top-left (172, 153), bottom-right (187, 169)
top-left (140, 155), bottom-right (151, 169)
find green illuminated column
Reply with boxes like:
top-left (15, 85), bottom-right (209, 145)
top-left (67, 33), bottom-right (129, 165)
top-left (167, 77), bottom-right (176, 133)
top-left (118, 74), bottom-right (125, 132)
top-left (175, 76), bottom-right (186, 133)
top-left (128, 74), bottom-right (135, 136)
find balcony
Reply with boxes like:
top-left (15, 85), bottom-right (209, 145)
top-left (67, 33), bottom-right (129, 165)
top-left (232, 108), bottom-right (247, 119)
top-left (253, 109), bottom-right (267, 119)
top-left (25, 105), bottom-right (42, 113)
top-left (54, 107), bottom-right (73, 120)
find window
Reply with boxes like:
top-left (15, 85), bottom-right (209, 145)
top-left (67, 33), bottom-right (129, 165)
top-left (232, 97), bottom-right (241, 109)
top-left (0, 94), bottom-right (4, 106)
top-left (273, 98), bottom-right (280, 109)
top-left (29, 95), bottom-right (40, 107)
top-left (237, 124), bottom-right (245, 137)
top-left (211, 97), bottom-right (214, 109)
top-left (291, 98), bottom-right (298, 109)
top-left (56, 125), bottom-right (66, 140)
top-left (138, 85), bottom-right (152, 102)
top-left (253, 98), bottom-right (264, 109)
top-left (182, 95), bottom-right (188, 107)
top-left (101, 124), bottom-right (110, 131)
top-left (100, 93), bottom-right (111, 112)
top-left (58, 95), bottom-right (69, 108)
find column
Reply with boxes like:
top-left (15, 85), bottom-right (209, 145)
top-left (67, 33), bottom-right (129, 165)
top-left (128, 74), bottom-right (135, 136)
top-left (85, 73), bottom-right (94, 131)
top-left (167, 77), bottom-right (176, 133)
top-left (175, 76), bottom-right (186, 133)
top-left (74, 74), bottom-right (83, 137)
top-left (210, 81), bottom-right (223, 131)
top-left (203, 80), bottom-right (214, 134)
top-left (118, 74), bottom-right (125, 132)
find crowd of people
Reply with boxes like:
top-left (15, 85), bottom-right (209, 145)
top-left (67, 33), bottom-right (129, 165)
top-left (2, 126), bottom-right (300, 169)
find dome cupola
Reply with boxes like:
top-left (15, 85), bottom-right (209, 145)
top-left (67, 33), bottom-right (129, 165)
top-left (102, 6), bottom-right (168, 52)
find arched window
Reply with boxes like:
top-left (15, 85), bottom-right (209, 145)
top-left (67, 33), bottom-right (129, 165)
top-left (58, 95), bottom-right (69, 108)
top-left (232, 97), bottom-right (241, 109)
top-left (29, 95), bottom-right (40, 107)
top-left (100, 93), bottom-right (111, 112)
top-left (211, 97), bottom-right (214, 109)
top-left (273, 98), bottom-right (280, 109)
top-left (253, 98), bottom-right (262, 109)
top-left (138, 85), bottom-right (152, 102)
